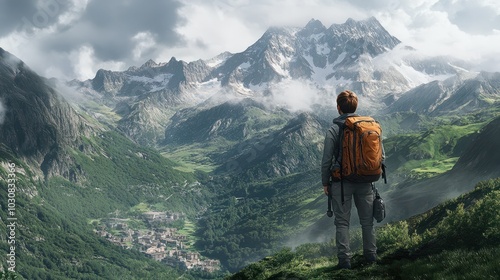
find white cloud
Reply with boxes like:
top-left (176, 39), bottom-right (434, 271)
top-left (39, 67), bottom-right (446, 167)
top-left (165, 2), bottom-right (261, 61)
top-left (69, 45), bottom-right (126, 81)
top-left (374, 0), bottom-right (500, 71)
top-left (0, 0), bottom-right (499, 81)
top-left (170, 0), bottom-right (364, 62)
top-left (132, 32), bottom-right (157, 61)
top-left (264, 79), bottom-right (322, 112)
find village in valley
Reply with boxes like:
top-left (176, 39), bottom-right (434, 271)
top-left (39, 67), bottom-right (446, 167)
top-left (93, 208), bottom-right (220, 273)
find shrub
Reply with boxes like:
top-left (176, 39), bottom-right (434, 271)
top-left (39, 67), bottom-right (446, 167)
top-left (425, 190), bottom-right (500, 247)
top-left (377, 221), bottom-right (421, 252)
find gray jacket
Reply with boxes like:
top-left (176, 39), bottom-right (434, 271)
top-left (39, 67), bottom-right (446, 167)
top-left (320, 113), bottom-right (385, 186)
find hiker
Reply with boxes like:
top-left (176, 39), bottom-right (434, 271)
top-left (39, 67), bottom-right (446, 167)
top-left (321, 90), bottom-right (385, 269)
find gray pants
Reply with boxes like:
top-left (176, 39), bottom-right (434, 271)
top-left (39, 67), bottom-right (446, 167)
top-left (331, 181), bottom-right (376, 260)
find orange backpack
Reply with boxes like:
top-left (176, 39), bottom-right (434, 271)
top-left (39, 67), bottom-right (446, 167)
top-left (331, 116), bottom-right (384, 183)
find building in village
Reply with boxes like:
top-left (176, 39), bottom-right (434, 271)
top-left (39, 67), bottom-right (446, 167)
top-left (95, 214), bottom-right (219, 272)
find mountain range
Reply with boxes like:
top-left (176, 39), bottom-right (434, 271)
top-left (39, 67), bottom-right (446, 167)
top-left (388, 71), bottom-right (500, 116)
top-left (1, 16), bottom-right (500, 279)
top-left (68, 17), bottom-right (471, 147)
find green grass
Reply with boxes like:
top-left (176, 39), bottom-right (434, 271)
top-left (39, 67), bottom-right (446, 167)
top-left (0, 173), bottom-right (190, 280)
top-left (394, 247), bottom-right (500, 280)
top-left (161, 143), bottom-right (224, 173)
top-left (384, 116), bottom-right (488, 183)
top-left (228, 178), bottom-right (500, 279)
top-left (178, 219), bottom-right (196, 236)
top-left (412, 157), bottom-right (458, 173)
top-left (130, 202), bottom-right (150, 213)
top-left (225, 245), bottom-right (500, 280)
top-left (87, 218), bottom-right (102, 225)
top-left (300, 197), bottom-right (316, 205)
top-left (178, 219), bottom-right (199, 249)
top-left (74, 100), bottom-right (121, 126)
top-left (405, 157), bottom-right (459, 178)
top-left (125, 219), bottom-right (148, 230)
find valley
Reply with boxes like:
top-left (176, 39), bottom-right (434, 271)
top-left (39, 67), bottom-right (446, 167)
top-left (1, 15), bottom-right (500, 279)
top-left (92, 206), bottom-right (221, 273)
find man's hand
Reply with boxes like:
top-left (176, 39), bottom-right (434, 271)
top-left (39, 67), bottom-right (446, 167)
top-left (323, 185), bottom-right (329, 196)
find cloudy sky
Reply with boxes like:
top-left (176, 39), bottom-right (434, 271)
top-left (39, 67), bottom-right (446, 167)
top-left (0, 0), bottom-right (499, 81)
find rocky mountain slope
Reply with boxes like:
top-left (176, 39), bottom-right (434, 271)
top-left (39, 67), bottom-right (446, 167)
top-left (70, 17), bottom-right (467, 146)
top-left (0, 47), bottom-right (91, 180)
top-left (388, 71), bottom-right (500, 116)
top-left (213, 112), bottom-right (327, 179)
top-left (0, 49), bottom-right (208, 279)
top-left (164, 98), bottom-right (280, 145)
top-left (386, 115), bottom-right (500, 220)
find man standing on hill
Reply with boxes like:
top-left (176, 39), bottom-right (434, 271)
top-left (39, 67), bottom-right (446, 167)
top-left (321, 90), bottom-right (383, 269)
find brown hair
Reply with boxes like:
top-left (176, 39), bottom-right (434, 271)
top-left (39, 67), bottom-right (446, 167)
top-left (336, 90), bottom-right (358, 113)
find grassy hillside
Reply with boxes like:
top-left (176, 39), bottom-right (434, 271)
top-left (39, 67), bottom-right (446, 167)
top-left (0, 150), bottom-right (190, 279)
top-left (228, 178), bottom-right (500, 279)
top-left (160, 99), bottom-right (293, 174)
top-left (382, 108), bottom-right (500, 186)
top-left (31, 129), bottom-right (210, 228)
top-left (383, 121), bottom-right (482, 180)
top-left (181, 106), bottom-right (500, 273)
top-left (383, 114), bottom-right (500, 222)
top-left (0, 128), bottom-right (212, 279)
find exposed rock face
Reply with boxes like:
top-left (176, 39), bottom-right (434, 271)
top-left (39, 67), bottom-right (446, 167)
top-left (71, 57), bottom-right (214, 146)
top-left (164, 98), bottom-right (271, 145)
top-left (389, 72), bottom-right (500, 115)
top-left (90, 57), bottom-right (212, 96)
top-left (70, 17), bottom-right (468, 146)
top-left (0, 48), bottom-right (90, 180)
top-left (214, 112), bottom-right (327, 179)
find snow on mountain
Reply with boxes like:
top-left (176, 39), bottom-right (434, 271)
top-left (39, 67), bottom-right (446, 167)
top-left (67, 17), bottom-right (474, 146)
top-left (204, 51), bottom-right (233, 68)
top-left (388, 71), bottom-right (500, 115)
top-left (127, 73), bottom-right (174, 92)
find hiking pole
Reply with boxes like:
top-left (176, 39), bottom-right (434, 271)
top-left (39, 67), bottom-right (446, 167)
top-left (327, 183), bottom-right (333, 217)
top-left (382, 163), bottom-right (387, 184)
top-left (372, 183), bottom-right (386, 223)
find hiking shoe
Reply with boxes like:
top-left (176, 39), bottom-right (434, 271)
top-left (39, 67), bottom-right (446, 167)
top-left (336, 259), bottom-right (351, 269)
top-left (364, 254), bottom-right (377, 264)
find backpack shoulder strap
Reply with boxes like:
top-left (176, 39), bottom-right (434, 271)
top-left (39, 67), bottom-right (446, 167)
top-left (331, 119), bottom-right (345, 164)
top-left (332, 120), bottom-right (347, 205)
